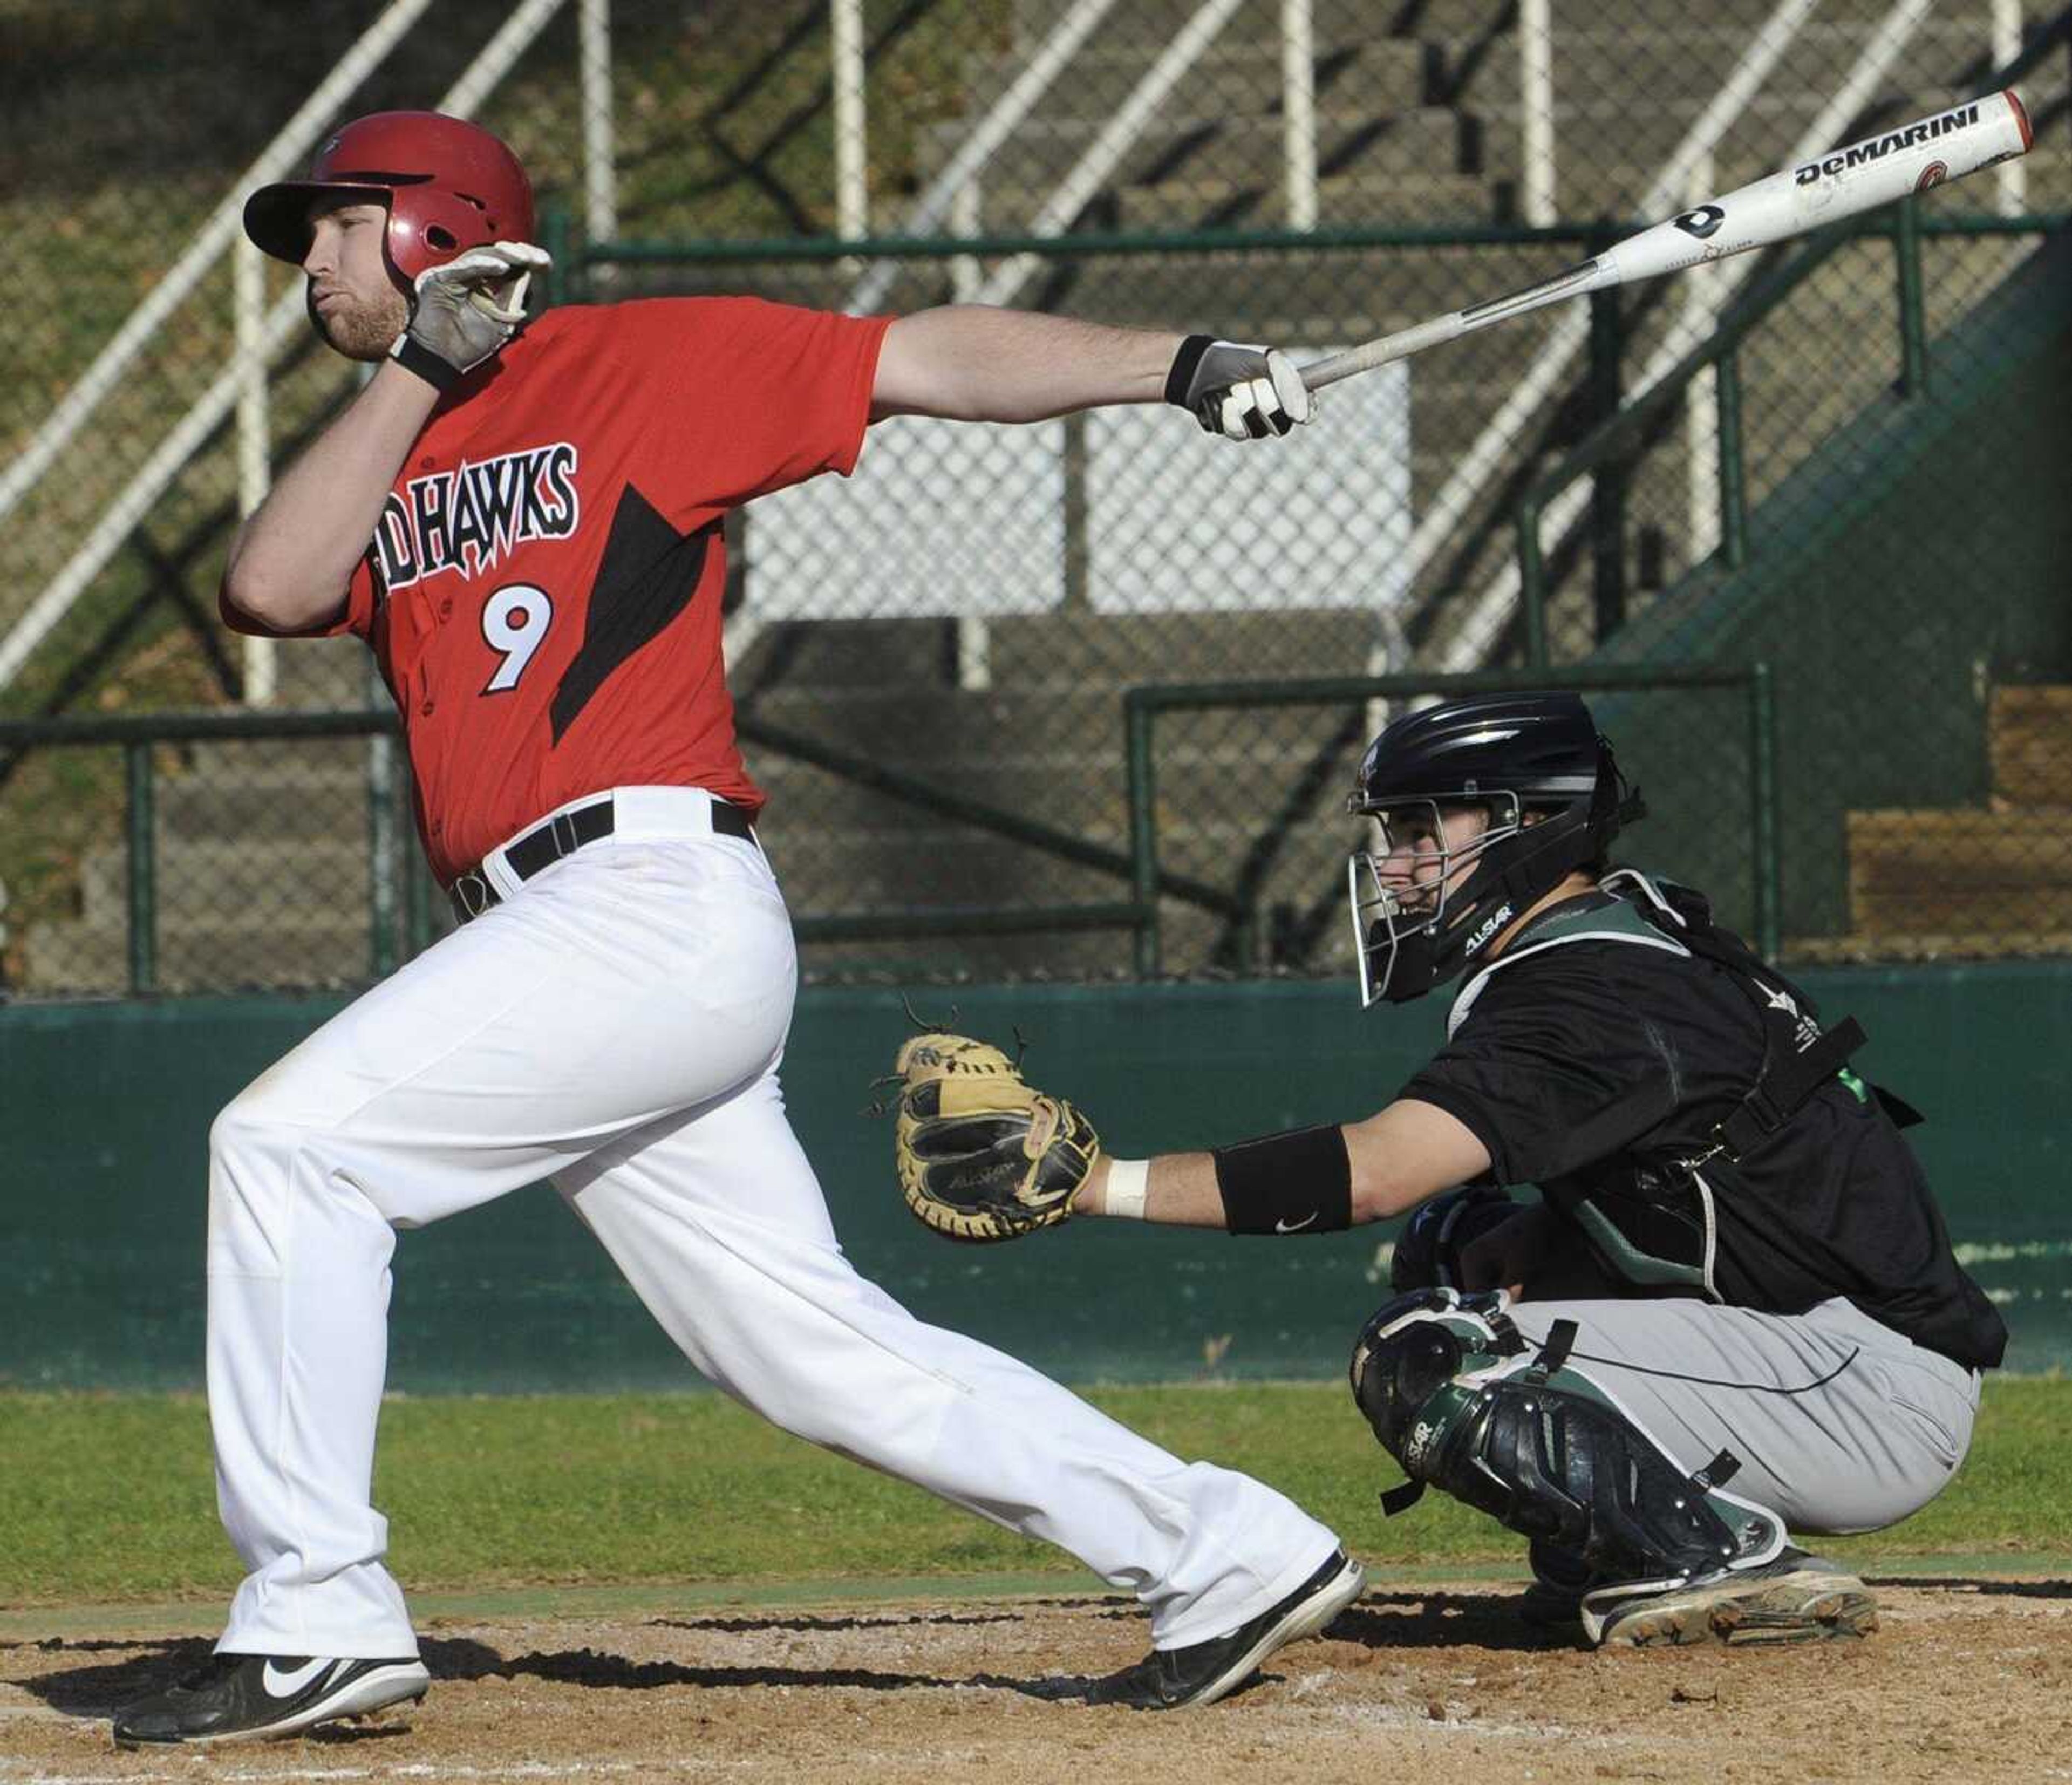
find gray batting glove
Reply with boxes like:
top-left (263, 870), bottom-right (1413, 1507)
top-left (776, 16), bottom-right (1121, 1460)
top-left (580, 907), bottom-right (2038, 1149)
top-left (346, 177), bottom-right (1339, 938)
top-left (389, 241), bottom-right (553, 393)
top-left (1164, 334), bottom-right (1315, 441)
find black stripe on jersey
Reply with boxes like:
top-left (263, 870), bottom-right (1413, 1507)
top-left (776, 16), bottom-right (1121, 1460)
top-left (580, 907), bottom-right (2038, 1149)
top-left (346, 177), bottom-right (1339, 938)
top-left (550, 486), bottom-right (722, 744)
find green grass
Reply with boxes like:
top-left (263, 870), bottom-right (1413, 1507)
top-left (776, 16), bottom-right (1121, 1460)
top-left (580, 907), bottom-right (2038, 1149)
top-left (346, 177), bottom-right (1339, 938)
top-left (3, 1379), bottom-right (2065, 1609)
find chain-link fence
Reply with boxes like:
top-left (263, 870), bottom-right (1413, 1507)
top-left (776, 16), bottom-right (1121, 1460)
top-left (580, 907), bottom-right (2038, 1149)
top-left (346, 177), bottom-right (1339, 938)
top-left (3, 0), bottom-right (2068, 998)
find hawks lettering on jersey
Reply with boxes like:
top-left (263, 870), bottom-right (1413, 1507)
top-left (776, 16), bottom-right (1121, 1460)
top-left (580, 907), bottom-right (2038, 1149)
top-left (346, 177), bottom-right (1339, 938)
top-left (220, 299), bottom-right (894, 880)
top-left (373, 442), bottom-right (582, 593)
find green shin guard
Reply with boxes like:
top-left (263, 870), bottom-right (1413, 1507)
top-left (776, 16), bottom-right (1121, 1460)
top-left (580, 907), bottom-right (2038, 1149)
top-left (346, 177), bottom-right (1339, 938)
top-left (1349, 1289), bottom-right (1785, 1590)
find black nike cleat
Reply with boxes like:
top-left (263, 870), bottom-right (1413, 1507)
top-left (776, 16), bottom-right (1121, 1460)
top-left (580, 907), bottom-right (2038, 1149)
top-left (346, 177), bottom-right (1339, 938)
top-left (112, 1652), bottom-right (430, 1747)
top-left (1082, 1549), bottom-right (1366, 1710)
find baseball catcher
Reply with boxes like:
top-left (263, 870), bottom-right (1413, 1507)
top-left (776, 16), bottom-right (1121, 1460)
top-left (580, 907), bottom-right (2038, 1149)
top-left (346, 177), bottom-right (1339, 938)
top-left (889, 691), bottom-right (2005, 1649)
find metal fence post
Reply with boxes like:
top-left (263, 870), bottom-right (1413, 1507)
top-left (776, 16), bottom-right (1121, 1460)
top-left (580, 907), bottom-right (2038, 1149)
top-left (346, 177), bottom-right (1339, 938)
top-left (1126, 693), bottom-right (1161, 978)
top-left (1749, 661), bottom-right (1781, 962)
top-left (1587, 285), bottom-right (1628, 644)
top-left (541, 201), bottom-right (572, 309)
top-left (1716, 349), bottom-right (1748, 570)
top-left (1894, 195), bottom-right (1928, 399)
top-left (1516, 500), bottom-right (1549, 667)
top-left (124, 742), bottom-right (157, 996)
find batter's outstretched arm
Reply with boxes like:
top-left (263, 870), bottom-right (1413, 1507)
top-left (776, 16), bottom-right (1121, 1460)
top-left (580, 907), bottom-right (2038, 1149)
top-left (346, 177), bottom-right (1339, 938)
top-left (871, 306), bottom-right (1178, 421)
top-left (221, 362), bottom-right (438, 633)
top-left (870, 305), bottom-right (1312, 441)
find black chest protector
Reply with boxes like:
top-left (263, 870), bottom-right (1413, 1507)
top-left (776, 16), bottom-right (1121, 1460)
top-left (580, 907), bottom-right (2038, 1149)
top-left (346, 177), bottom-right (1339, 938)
top-left (1446, 869), bottom-right (1904, 1298)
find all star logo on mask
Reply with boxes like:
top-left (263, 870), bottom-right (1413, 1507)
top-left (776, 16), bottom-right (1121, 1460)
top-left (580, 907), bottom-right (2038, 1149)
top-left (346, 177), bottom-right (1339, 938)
top-left (1464, 902), bottom-right (1515, 957)
top-left (370, 441), bottom-right (581, 594)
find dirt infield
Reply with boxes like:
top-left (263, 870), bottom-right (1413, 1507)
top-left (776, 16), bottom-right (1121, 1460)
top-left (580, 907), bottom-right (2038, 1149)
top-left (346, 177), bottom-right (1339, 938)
top-left (5, 1576), bottom-right (2069, 1782)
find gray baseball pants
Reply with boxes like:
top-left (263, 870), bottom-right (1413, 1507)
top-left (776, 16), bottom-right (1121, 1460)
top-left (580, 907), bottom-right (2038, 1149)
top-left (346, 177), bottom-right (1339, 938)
top-left (1505, 1294), bottom-right (1981, 1533)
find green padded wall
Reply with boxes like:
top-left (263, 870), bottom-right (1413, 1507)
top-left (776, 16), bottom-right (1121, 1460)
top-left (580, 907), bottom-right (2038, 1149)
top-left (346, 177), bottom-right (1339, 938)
top-left (3, 966), bottom-right (2064, 1388)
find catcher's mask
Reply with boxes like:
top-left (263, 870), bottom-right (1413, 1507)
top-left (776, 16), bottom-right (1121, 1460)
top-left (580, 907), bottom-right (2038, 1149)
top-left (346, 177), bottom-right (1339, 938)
top-left (242, 110), bottom-right (535, 286)
top-left (1345, 692), bottom-right (1642, 1007)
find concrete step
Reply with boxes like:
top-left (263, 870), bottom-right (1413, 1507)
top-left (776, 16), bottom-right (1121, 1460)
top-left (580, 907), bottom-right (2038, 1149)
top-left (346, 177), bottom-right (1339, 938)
top-left (22, 912), bottom-right (383, 998)
top-left (1846, 808), bottom-right (2072, 932)
top-left (1548, 22), bottom-right (1998, 101)
top-left (1006, 0), bottom-right (1476, 50)
top-left (737, 610), bottom-right (1385, 693)
top-left (744, 687), bottom-right (1372, 766)
top-left (154, 768), bottom-right (386, 843)
top-left (918, 103), bottom-right (1448, 202)
top-left (77, 838), bottom-right (376, 929)
top-left (1991, 687), bottom-right (2072, 806)
top-left (1784, 930), bottom-right (2072, 966)
top-left (178, 732), bottom-right (399, 781)
top-left (947, 39), bottom-right (1430, 166)
top-left (1113, 163), bottom-right (1495, 231)
top-left (751, 754), bottom-right (1355, 828)
top-left (256, 635), bottom-right (371, 707)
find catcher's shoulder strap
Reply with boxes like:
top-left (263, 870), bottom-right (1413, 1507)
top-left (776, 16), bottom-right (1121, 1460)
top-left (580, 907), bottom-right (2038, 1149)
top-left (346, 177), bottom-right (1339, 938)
top-left (1454, 869), bottom-right (1873, 1163)
top-left (1443, 869), bottom-right (1887, 1302)
top-left (1601, 869), bottom-right (1874, 1162)
top-left (1446, 880), bottom-right (1687, 1037)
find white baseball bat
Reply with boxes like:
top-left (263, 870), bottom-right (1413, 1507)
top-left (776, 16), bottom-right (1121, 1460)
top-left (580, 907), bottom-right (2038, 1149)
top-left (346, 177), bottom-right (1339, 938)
top-left (1300, 88), bottom-right (2034, 391)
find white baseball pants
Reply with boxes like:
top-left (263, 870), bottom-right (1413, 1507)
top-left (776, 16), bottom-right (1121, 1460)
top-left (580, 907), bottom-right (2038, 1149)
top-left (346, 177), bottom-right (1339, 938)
top-left (206, 787), bottom-right (1338, 1660)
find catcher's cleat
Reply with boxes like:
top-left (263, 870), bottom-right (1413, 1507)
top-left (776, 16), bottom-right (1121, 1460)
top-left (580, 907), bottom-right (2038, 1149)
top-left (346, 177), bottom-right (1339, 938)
top-left (1083, 1549), bottom-right (1365, 1710)
top-left (112, 1652), bottom-right (430, 1747)
top-left (1582, 1546), bottom-right (1877, 1648)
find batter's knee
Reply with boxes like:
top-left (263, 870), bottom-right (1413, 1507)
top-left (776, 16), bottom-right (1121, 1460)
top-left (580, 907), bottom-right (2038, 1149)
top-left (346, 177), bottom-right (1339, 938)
top-left (206, 1068), bottom-right (348, 1266)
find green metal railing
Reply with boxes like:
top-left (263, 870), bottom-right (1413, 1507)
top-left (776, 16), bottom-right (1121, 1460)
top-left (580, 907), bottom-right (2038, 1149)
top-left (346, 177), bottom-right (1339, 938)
top-left (0, 708), bottom-right (426, 997)
top-left (542, 217), bottom-right (1630, 300)
top-left (1123, 664), bottom-right (1780, 977)
top-left (0, 704), bottom-right (1250, 995)
top-left (2, 662), bottom-right (1776, 997)
top-left (1515, 209), bottom-right (2069, 662)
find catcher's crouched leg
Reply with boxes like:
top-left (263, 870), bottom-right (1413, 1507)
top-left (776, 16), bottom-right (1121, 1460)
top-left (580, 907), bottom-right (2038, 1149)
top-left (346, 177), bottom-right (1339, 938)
top-left (1347, 1290), bottom-right (1875, 1647)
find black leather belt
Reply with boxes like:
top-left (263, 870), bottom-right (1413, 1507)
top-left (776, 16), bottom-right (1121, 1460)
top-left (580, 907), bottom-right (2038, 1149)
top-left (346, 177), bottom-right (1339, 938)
top-left (449, 795), bottom-right (755, 922)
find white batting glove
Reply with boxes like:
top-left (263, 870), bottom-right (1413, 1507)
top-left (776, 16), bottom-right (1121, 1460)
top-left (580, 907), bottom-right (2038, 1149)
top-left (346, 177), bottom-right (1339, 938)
top-left (390, 241), bottom-right (553, 393)
top-left (1164, 335), bottom-right (1315, 441)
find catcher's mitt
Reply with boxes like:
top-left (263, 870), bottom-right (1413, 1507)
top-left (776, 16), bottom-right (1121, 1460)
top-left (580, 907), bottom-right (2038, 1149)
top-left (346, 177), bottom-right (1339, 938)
top-left (891, 1032), bottom-right (1101, 1244)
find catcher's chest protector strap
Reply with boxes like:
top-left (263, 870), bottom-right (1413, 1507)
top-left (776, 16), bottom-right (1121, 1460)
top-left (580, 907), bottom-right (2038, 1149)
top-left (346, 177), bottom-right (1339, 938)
top-left (1350, 1290), bottom-right (1782, 1586)
top-left (1450, 872), bottom-right (1875, 1292)
top-left (1602, 872), bottom-right (1871, 1164)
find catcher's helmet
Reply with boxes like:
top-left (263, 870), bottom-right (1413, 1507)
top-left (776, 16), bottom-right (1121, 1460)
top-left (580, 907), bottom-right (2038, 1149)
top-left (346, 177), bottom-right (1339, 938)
top-left (1345, 691), bottom-right (1641, 1006)
top-left (243, 111), bottom-right (534, 284)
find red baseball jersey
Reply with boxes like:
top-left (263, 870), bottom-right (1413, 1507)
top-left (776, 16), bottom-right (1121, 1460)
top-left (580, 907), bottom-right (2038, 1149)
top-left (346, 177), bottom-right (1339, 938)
top-left (233, 297), bottom-right (890, 884)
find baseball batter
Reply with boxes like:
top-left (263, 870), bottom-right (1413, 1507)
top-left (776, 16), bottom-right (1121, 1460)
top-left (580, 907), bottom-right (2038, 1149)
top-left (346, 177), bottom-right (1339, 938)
top-left (111, 111), bottom-right (1362, 1747)
top-left (895, 692), bottom-right (2005, 1646)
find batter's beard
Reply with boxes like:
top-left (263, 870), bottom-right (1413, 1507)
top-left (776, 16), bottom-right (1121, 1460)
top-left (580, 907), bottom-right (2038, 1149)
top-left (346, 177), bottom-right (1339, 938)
top-left (309, 287), bottom-right (411, 362)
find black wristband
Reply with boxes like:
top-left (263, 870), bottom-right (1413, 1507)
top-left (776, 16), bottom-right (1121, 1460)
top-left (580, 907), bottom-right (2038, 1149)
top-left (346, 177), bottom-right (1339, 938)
top-left (1164, 333), bottom-right (1214, 406)
top-left (1211, 1125), bottom-right (1353, 1236)
top-left (389, 331), bottom-right (464, 393)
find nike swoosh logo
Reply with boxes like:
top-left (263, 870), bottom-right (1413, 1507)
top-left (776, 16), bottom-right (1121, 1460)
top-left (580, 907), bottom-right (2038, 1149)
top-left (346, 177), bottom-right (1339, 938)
top-left (1274, 1212), bottom-right (1318, 1233)
top-left (262, 1658), bottom-right (333, 1698)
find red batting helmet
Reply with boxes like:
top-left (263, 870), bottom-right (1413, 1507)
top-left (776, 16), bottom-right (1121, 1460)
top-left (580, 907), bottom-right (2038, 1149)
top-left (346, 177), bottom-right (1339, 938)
top-left (242, 110), bottom-right (535, 283)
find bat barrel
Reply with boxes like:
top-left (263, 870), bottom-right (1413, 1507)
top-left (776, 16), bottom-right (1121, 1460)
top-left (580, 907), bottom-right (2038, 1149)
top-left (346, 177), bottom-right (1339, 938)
top-left (1287, 91), bottom-right (2032, 393)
